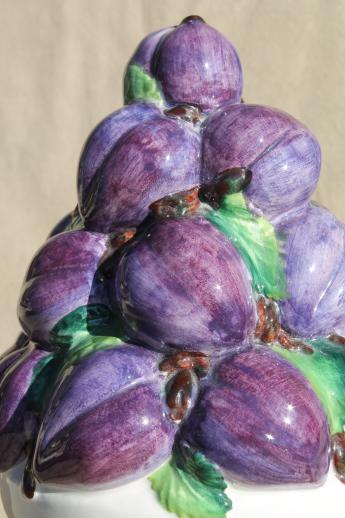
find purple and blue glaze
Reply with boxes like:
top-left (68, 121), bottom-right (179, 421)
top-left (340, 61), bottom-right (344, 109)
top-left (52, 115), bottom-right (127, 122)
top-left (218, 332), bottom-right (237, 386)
top-left (280, 204), bottom-right (345, 338)
top-left (128, 16), bottom-right (243, 111)
top-left (81, 114), bottom-right (201, 233)
top-left (116, 216), bottom-right (256, 354)
top-left (202, 103), bottom-right (321, 227)
top-left (18, 230), bottom-right (112, 345)
top-left (153, 17), bottom-right (243, 111)
top-left (34, 345), bottom-right (176, 486)
top-left (182, 347), bottom-right (330, 485)
top-left (0, 346), bottom-right (49, 472)
top-left (78, 101), bottom-right (161, 210)
top-left (3, 14), bottom-right (344, 517)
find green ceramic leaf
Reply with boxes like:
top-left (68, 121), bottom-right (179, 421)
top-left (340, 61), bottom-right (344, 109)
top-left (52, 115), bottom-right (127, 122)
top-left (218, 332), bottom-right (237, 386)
top-left (274, 339), bottom-right (345, 434)
top-left (124, 64), bottom-right (164, 105)
top-left (149, 443), bottom-right (231, 518)
top-left (205, 192), bottom-right (287, 300)
top-left (50, 304), bottom-right (127, 366)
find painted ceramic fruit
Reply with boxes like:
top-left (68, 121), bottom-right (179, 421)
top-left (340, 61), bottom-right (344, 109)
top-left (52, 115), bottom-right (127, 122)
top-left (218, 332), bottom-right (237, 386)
top-left (79, 107), bottom-right (200, 233)
top-left (201, 103), bottom-right (321, 227)
top-left (279, 204), bottom-right (345, 338)
top-left (34, 345), bottom-right (176, 486)
top-left (128, 16), bottom-right (243, 111)
top-left (0, 346), bottom-right (49, 472)
top-left (181, 346), bottom-right (330, 484)
top-left (18, 230), bottom-right (112, 345)
top-left (115, 216), bottom-right (256, 354)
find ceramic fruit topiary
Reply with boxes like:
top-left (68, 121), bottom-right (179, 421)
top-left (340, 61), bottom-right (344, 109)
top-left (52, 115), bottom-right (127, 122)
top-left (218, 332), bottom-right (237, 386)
top-left (1, 14), bottom-right (345, 518)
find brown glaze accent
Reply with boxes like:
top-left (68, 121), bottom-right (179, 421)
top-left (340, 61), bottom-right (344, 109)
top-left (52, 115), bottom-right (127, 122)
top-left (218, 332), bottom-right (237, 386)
top-left (150, 187), bottom-right (200, 219)
top-left (255, 297), bottom-right (314, 354)
top-left (181, 15), bottom-right (205, 24)
top-left (240, 98), bottom-right (245, 103)
top-left (110, 228), bottom-right (136, 250)
top-left (199, 167), bottom-right (252, 208)
top-left (166, 369), bottom-right (195, 423)
top-left (164, 104), bottom-right (201, 124)
top-left (328, 334), bottom-right (345, 346)
top-left (161, 351), bottom-right (210, 423)
top-left (333, 432), bottom-right (345, 484)
top-left (160, 351), bottom-right (209, 374)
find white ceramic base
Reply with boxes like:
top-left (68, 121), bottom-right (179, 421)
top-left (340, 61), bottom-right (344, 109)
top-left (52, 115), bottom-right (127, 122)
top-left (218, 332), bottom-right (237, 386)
top-left (1, 464), bottom-right (344, 518)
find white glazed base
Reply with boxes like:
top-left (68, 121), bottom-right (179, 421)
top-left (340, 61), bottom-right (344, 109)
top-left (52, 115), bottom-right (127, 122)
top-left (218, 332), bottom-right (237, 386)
top-left (1, 463), bottom-right (344, 518)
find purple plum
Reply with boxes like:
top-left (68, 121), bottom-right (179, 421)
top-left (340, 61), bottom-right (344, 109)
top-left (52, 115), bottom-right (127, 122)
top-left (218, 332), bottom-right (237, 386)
top-left (18, 230), bottom-right (112, 345)
top-left (182, 347), bottom-right (330, 485)
top-left (81, 115), bottom-right (201, 233)
top-left (202, 103), bottom-right (321, 227)
top-left (34, 345), bottom-right (176, 486)
top-left (128, 16), bottom-right (243, 111)
top-left (78, 101), bottom-right (161, 210)
top-left (0, 345), bottom-right (49, 472)
top-left (115, 216), bottom-right (256, 354)
top-left (279, 204), bottom-right (345, 338)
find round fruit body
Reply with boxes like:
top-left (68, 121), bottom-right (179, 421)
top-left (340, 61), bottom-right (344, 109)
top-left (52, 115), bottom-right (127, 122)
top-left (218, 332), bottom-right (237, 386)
top-left (133, 17), bottom-right (243, 111)
top-left (18, 230), bottom-right (112, 345)
top-left (34, 345), bottom-right (176, 487)
top-left (81, 114), bottom-right (201, 233)
top-left (77, 101), bottom-right (161, 209)
top-left (115, 216), bottom-right (256, 354)
top-left (201, 103), bottom-right (321, 228)
top-left (0, 346), bottom-right (50, 472)
top-left (181, 346), bottom-right (330, 485)
top-left (279, 204), bottom-right (345, 338)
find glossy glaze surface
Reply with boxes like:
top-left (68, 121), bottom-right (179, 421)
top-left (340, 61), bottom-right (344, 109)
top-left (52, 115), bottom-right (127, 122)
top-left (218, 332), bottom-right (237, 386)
top-left (182, 347), bottom-right (330, 485)
top-left (18, 230), bottom-right (111, 344)
top-left (34, 346), bottom-right (176, 486)
top-left (78, 102), bottom-right (161, 209)
top-left (0, 346), bottom-right (49, 472)
top-left (202, 103), bottom-right (321, 227)
top-left (116, 216), bottom-right (256, 354)
top-left (153, 17), bottom-right (243, 111)
top-left (2, 14), bottom-right (345, 518)
top-left (81, 114), bottom-right (201, 232)
top-left (280, 204), bottom-right (345, 338)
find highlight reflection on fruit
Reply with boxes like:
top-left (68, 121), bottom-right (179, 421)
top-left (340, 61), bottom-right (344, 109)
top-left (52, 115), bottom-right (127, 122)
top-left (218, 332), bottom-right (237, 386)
top-left (1, 13), bottom-right (344, 518)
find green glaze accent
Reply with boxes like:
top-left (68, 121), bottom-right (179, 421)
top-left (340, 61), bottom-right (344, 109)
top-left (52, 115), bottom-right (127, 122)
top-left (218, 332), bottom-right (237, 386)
top-left (124, 64), bottom-right (164, 105)
top-left (274, 339), bottom-right (345, 434)
top-left (68, 209), bottom-right (84, 231)
top-left (50, 304), bottom-right (127, 366)
top-left (205, 192), bottom-right (287, 299)
top-left (149, 443), bottom-right (231, 518)
top-left (27, 353), bottom-right (64, 416)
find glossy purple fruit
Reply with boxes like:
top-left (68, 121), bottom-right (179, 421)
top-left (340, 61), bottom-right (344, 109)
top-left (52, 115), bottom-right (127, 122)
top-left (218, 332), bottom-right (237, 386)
top-left (0, 345), bottom-right (49, 472)
top-left (182, 347), bottom-right (330, 485)
top-left (116, 216), bottom-right (256, 354)
top-left (279, 204), bottom-right (345, 338)
top-left (82, 115), bottom-right (201, 233)
top-left (18, 230), bottom-right (112, 344)
top-left (34, 345), bottom-right (176, 486)
top-left (78, 101), bottom-right (161, 209)
top-left (145, 17), bottom-right (242, 111)
top-left (202, 103), bottom-right (321, 227)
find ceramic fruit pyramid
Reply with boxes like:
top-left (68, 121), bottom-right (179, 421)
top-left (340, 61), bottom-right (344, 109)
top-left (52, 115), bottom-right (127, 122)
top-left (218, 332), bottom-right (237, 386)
top-left (1, 15), bottom-right (345, 518)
